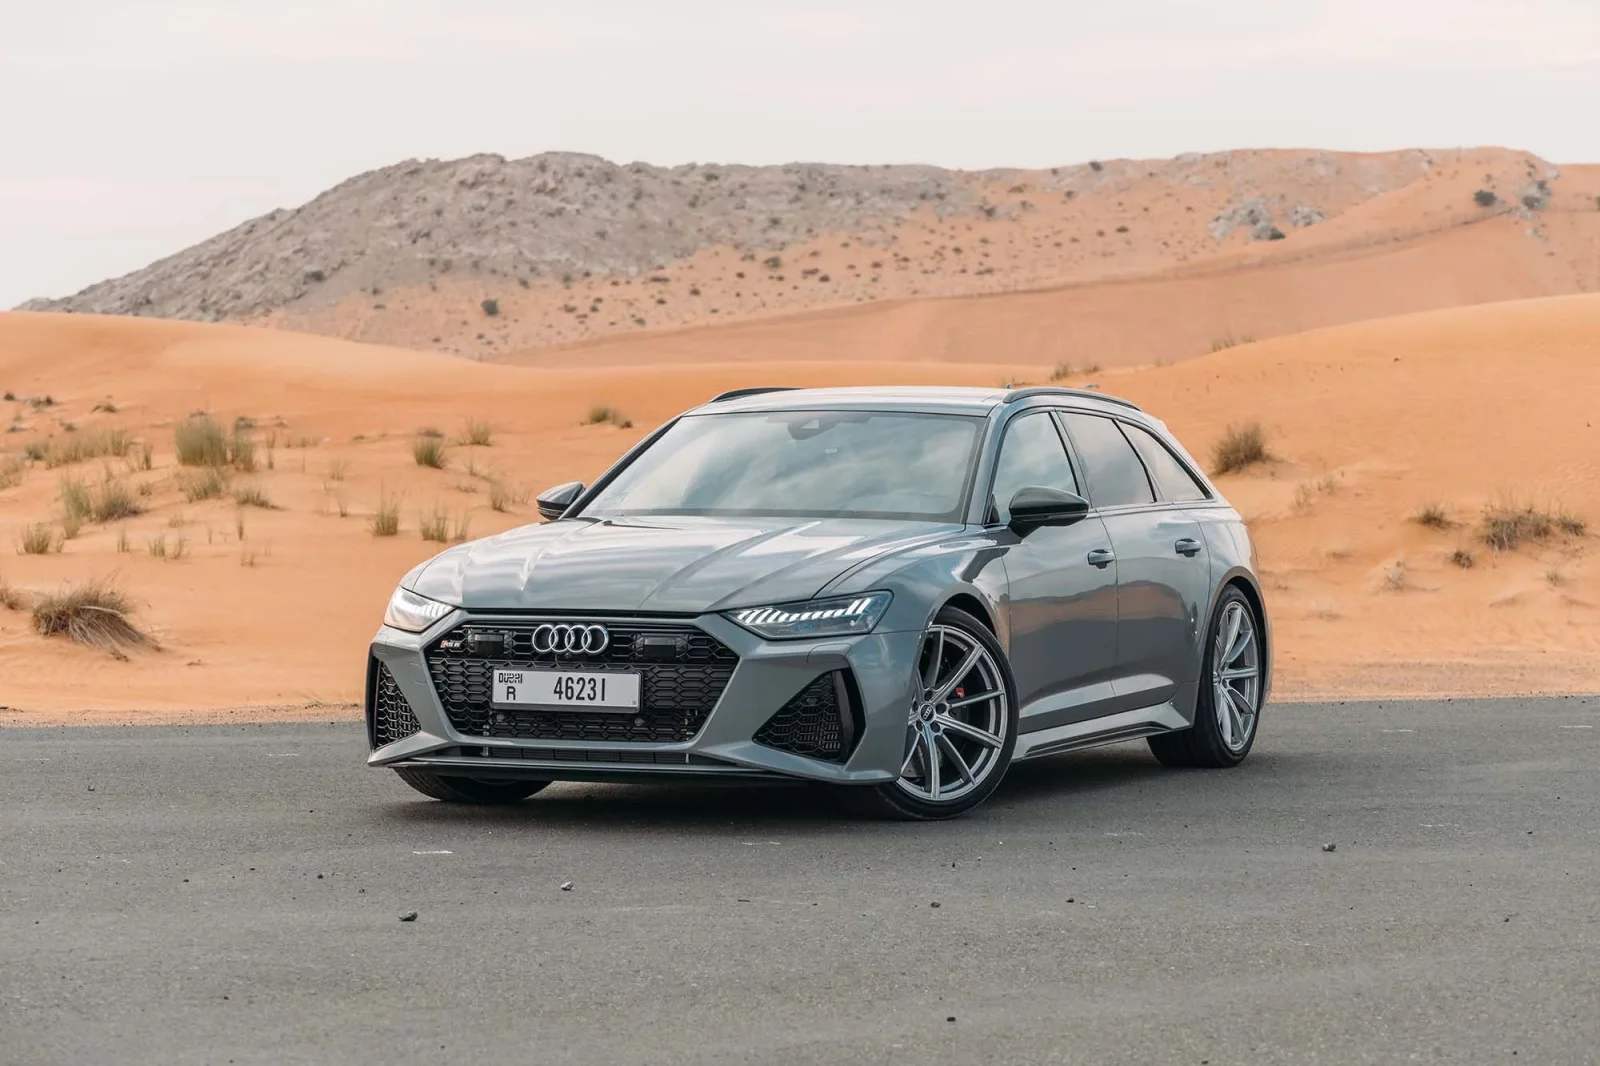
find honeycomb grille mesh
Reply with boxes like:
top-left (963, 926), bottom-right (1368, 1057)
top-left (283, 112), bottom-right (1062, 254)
top-left (427, 621), bottom-right (737, 743)
top-left (753, 673), bottom-right (848, 761)
top-left (371, 662), bottom-right (421, 748)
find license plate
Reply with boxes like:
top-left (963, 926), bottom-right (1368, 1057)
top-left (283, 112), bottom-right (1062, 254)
top-left (492, 668), bottom-right (640, 711)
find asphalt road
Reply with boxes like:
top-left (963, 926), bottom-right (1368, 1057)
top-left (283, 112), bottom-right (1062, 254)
top-left (2, 697), bottom-right (1598, 1066)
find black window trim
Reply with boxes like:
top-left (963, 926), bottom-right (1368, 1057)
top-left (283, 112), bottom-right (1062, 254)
top-left (1116, 417), bottom-right (1215, 507)
top-left (1049, 407), bottom-right (1212, 514)
top-left (979, 407), bottom-right (1082, 526)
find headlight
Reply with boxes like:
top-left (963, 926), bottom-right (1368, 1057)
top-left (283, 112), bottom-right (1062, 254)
top-left (383, 587), bottom-right (454, 632)
top-left (726, 592), bottom-right (892, 640)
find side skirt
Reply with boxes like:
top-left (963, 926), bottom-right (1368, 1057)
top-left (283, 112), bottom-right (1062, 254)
top-left (1012, 702), bottom-right (1188, 762)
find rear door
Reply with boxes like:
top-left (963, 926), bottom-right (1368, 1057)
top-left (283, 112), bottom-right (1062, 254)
top-left (989, 410), bottom-right (1121, 728)
top-left (1058, 412), bottom-right (1211, 713)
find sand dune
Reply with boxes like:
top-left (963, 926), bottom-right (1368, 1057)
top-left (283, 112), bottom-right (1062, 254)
top-left (2, 297), bottom-right (1597, 720)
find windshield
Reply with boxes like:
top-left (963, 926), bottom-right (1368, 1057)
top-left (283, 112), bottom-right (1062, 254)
top-left (578, 410), bottom-right (984, 521)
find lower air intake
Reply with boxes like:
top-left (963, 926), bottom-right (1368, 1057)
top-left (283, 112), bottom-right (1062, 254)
top-left (370, 662), bottom-right (421, 748)
top-left (753, 672), bottom-right (858, 762)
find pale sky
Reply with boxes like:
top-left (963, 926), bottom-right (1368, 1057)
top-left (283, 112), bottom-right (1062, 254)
top-left (4, 0), bottom-right (1599, 309)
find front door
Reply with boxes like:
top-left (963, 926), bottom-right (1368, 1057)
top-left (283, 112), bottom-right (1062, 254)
top-left (989, 411), bottom-right (1121, 729)
top-left (1059, 412), bottom-right (1213, 712)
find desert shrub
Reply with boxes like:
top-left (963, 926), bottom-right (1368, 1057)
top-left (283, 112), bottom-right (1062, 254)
top-left (1479, 502), bottom-right (1583, 551)
top-left (327, 458), bottom-right (349, 481)
top-left (372, 491), bottom-right (401, 536)
top-left (1473, 189), bottom-right (1497, 207)
top-left (412, 435), bottom-right (447, 469)
top-left (481, 298), bottom-right (500, 316)
top-left (0, 578), bottom-right (28, 610)
top-left (461, 419), bottom-right (493, 447)
top-left (174, 415), bottom-right (230, 467)
top-left (22, 440), bottom-right (47, 462)
top-left (587, 405), bottom-right (632, 428)
top-left (1412, 503), bottom-right (1454, 530)
top-left (40, 427), bottom-right (134, 468)
top-left (0, 456), bottom-right (22, 490)
top-left (418, 506), bottom-right (450, 543)
top-left (59, 475), bottom-right (92, 522)
top-left (89, 478), bottom-right (143, 522)
top-left (1210, 423), bottom-right (1270, 475)
top-left (1210, 332), bottom-right (1255, 353)
top-left (180, 467), bottom-right (228, 502)
top-left (232, 484), bottom-right (275, 509)
top-left (32, 578), bottom-right (157, 658)
top-left (17, 523), bottom-right (57, 555)
top-left (488, 480), bottom-right (531, 513)
top-left (1050, 362), bottom-right (1073, 381)
top-left (453, 512), bottom-right (472, 542)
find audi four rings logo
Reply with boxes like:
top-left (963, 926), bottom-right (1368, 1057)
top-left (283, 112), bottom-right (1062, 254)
top-left (531, 623), bottom-right (610, 654)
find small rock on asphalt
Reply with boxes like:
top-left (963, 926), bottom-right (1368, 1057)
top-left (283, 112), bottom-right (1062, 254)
top-left (1322, 843), bottom-right (1337, 853)
top-left (560, 881), bottom-right (574, 892)
top-left (398, 911), bottom-right (418, 922)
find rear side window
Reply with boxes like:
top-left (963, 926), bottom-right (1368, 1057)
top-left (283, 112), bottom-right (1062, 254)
top-left (1122, 423), bottom-right (1210, 503)
top-left (991, 412), bottom-right (1079, 513)
top-left (1060, 413), bottom-right (1155, 508)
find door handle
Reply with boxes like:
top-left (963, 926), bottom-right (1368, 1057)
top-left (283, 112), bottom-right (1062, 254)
top-left (1174, 538), bottom-right (1202, 557)
top-left (1086, 548), bottom-right (1115, 568)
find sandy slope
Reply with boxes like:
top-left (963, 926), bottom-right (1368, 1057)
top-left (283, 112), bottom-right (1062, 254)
top-left (167, 147), bottom-right (1600, 365)
top-left (2, 298), bottom-right (1597, 722)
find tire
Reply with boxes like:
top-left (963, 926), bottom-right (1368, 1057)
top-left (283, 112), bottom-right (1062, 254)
top-left (393, 768), bottom-right (551, 804)
top-left (847, 605), bottom-right (1019, 820)
top-left (1148, 586), bottom-right (1263, 769)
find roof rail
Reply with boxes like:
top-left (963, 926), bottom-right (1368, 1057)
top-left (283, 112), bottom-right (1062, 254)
top-left (1002, 386), bottom-right (1141, 411)
top-left (707, 386), bottom-right (801, 403)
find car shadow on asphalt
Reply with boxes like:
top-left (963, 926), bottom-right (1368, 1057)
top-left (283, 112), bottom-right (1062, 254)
top-left (369, 743), bottom-right (1196, 832)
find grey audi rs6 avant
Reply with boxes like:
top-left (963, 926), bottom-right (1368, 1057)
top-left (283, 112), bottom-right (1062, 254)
top-left (367, 385), bottom-right (1270, 819)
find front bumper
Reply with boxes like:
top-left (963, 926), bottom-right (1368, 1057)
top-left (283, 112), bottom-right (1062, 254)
top-left (365, 610), bottom-right (921, 785)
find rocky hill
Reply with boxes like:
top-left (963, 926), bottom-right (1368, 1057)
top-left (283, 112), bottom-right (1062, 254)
top-left (20, 147), bottom-right (1587, 360)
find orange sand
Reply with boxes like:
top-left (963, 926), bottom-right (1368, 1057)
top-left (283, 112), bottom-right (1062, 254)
top-left (2, 296), bottom-right (1597, 724)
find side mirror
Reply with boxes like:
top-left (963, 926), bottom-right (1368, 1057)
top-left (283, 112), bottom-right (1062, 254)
top-left (536, 481), bottom-right (585, 522)
top-left (1008, 487), bottom-right (1090, 533)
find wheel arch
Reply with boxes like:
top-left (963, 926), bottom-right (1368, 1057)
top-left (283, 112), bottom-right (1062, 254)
top-left (1209, 568), bottom-right (1271, 705)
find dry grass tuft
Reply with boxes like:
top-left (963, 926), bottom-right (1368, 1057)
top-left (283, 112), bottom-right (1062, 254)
top-left (460, 419), bottom-right (493, 447)
top-left (371, 491), bottom-right (401, 536)
top-left (1383, 559), bottom-right (1410, 591)
top-left (1412, 503), bottom-right (1454, 530)
top-left (418, 505), bottom-right (450, 543)
top-left (327, 458), bottom-right (348, 482)
top-left (412, 434), bottom-right (447, 469)
top-left (0, 456), bottom-right (23, 490)
top-left (587, 405), bottom-right (633, 428)
top-left (17, 523), bottom-right (58, 555)
top-left (32, 579), bottom-right (157, 659)
top-left (0, 577), bottom-right (29, 611)
top-left (174, 415), bottom-right (230, 467)
top-left (1211, 422), bottom-right (1270, 475)
top-left (38, 427), bottom-right (135, 469)
top-left (232, 484), bottom-right (276, 509)
top-left (1049, 362), bottom-right (1074, 382)
top-left (1480, 501), bottom-right (1586, 551)
top-left (1449, 548), bottom-right (1475, 569)
top-left (1210, 331), bottom-right (1255, 353)
top-left (180, 467), bottom-right (228, 502)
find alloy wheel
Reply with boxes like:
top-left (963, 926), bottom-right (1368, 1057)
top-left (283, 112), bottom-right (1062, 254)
top-left (895, 623), bottom-right (1009, 804)
top-left (1212, 600), bottom-right (1261, 753)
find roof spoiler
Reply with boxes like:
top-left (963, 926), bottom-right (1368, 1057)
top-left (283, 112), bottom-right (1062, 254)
top-left (707, 387), bottom-right (801, 403)
top-left (1002, 386), bottom-right (1140, 411)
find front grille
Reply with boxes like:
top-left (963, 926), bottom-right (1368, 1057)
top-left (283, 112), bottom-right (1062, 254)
top-left (426, 620), bottom-right (737, 743)
top-left (370, 661), bottom-right (421, 748)
top-left (440, 746), bottom-right (729, 767)
top-left (754, 672), bottom-right (857, 762)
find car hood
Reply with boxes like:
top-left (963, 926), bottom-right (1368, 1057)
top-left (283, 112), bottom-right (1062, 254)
top-left (408, 515), bottom-right (964, 614)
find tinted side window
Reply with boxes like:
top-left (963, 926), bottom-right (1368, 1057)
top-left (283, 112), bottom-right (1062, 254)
top-left (991, 412), bottom-right (1079, 515)
top-left (1061, 413), bottom-right (1155, 508)
top-left (1122, 423), bottom-right (1209, 503)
